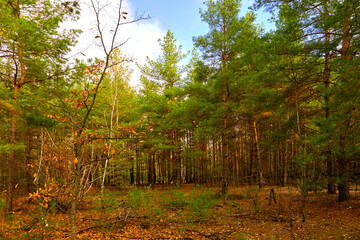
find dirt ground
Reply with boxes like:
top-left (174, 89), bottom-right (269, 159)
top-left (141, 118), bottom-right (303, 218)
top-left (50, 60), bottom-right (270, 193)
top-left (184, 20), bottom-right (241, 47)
top-left (1, 184), bottom-right (359, 239)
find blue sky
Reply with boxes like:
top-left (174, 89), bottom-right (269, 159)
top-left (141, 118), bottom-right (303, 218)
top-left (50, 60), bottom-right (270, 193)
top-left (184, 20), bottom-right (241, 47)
top-left (127, 0), bottom-right (275, 53)
top-left (128, 0), bottom-right (209, 52)
top-left (69, 0), bottom-right (275, 86)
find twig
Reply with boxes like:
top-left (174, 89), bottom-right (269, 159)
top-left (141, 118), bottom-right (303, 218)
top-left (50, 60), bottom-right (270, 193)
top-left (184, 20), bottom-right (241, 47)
top-left (270, 215), bottom-right (294, 223)
top-left (185, 229), bottom-right (222, 239)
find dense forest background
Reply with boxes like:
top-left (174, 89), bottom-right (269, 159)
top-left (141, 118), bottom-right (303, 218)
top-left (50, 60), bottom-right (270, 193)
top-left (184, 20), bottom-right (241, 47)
top-left (0, 0), bottom-right (360, 238)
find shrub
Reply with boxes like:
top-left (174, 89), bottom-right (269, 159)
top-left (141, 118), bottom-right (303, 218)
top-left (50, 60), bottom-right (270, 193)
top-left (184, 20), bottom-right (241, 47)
top-left (94, 190), bottom-right (120, 213)
top-left (124, 186), bottom-right (156, 212)
top-left (165, 185), bottom-right (187, 209)
top-left (188, 187), bottom-right (217, 220)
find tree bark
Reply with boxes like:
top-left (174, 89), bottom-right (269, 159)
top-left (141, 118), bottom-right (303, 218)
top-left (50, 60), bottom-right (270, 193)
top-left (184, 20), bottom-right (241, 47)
top-left (338, 0), bottom-right (351, 202)
top-left (7, 0), bottom-right (25, 213)
top-left (338, 182), bottom-right (350, 202)
top-left (323, 2), bottom-right (336, 195)
top-left (220, 3), bottom-right (229, 195)
top-left (253, 120), bottom-right (263, 189)
top-left (7, 85), bottom-right (19, 212)
top-left (70, 143), bottom-right (83, 240)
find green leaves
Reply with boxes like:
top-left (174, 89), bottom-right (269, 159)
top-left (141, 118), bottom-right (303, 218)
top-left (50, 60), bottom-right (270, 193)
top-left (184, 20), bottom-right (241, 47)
top-left (140, 30), bottom-right (187, 89)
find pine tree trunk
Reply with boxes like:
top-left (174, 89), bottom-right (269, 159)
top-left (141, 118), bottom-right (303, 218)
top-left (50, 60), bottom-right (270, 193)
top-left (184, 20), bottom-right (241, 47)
top-left (323, 2), bottom-right (336, 194)
top-left (26, 129), bottom-right (33, 193)
top-left (338, 181), bottom-right (350, 202)
top-left (337, 0), bottom-right (351, 202)
top-left (253, 120), bottom-right (263, 189)
top-left (221, 116), bottom-right (228, 195)
top-left (7, 0), bottom-right (24, 212)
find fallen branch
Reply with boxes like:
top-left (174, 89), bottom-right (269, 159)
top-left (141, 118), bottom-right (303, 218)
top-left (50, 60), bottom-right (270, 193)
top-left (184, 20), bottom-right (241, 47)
top-left (76, 219), bottom-right (125, 235)
top-left (270, 215), bottom-right (294, 222)
top-left (229, 213), bottom-right (252, 217)
top-left (185, 229), bottom-right (222, 239)
top-left (21, 217), bottom-right (39, 231)
top-left (118, 207), bottom-right (137, 221)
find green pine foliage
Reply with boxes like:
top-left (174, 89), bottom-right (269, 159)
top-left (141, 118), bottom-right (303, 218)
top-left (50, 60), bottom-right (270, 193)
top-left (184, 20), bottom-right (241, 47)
top-left (1, 2), bottom-right (360, 233)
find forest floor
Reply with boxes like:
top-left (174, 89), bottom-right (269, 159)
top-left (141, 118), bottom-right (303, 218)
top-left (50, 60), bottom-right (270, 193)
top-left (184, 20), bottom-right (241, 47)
top-left (1, 184), bottom-right (360, 239)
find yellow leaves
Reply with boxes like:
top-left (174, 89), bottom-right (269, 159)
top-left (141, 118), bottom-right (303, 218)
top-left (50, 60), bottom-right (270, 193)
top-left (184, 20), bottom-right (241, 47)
top-left (40, 202), bottom-right (49, 208)
top-left (28, 189), bottom-right (53, 209)
top-left (0, 27), bottom-right (7, 35)
top-left (118, 126), bottom-right (136, 135)
top-left (254, 233), bottom-right (266, 237)
top-left (74, 158), bottom-right (78, 164)
top-left (29, 192), bottom-right (41, 199)
top-left (74, 99), bottom-right (85, 109)
top-left (262, 111), bottom-right (272, 117)
top-left (60, 117), bottom-right (68, 122)
top-left (0, 100), bottom-right (20, 114)
top-left (122, 11), bottom-right (128, 19)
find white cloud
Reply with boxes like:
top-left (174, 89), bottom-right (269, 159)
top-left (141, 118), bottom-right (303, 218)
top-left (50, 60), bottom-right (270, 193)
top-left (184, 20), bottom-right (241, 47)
top-left (120, 20), bottom-right (165, 87)
top-left (65, 0), bottom-right (165, 88)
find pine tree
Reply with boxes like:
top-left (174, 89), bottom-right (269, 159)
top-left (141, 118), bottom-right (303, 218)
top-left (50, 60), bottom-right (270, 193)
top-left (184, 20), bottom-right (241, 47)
top-left (0, 0), bottom-right (80, 211)
top-left (194, 0), bottom-right (262, 193)
top-left (138, 30), bottom-right (187, 185)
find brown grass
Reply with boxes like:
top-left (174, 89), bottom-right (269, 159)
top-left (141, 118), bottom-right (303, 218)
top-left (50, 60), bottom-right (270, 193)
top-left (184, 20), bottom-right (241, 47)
top-left (1, 184), bottom-right (359, 239)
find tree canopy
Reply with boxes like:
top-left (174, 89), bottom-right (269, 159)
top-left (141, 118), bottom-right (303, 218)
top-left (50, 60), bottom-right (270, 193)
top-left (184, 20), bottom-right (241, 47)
top-left (0, 0), bottom-right (359, 238)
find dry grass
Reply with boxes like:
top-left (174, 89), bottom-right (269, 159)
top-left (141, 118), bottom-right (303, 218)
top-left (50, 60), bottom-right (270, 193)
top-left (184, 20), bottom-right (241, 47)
top-left (1, 184), bottom-right (359, 239)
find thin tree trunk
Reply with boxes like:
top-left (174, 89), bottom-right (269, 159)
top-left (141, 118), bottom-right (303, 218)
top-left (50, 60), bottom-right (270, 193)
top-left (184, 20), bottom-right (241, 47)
top-left (101, 76), bottom-right (117, 198)
top-left (338, 0), bottom-right (351, 202)
top-left (221, 118), bottom-right (228, 194)
top-left (26, 129), bottom-right (33, 193)
top-left (70, 144), bottom-right (83, 240)
top-left (7, 0), bottom-right (25, 212)
top-left (253, 120), bottom-right (263, 189)
top-left (7, 85), bottom-right (19, 211)
top-left (323, 2), bottom-right (336, 195)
